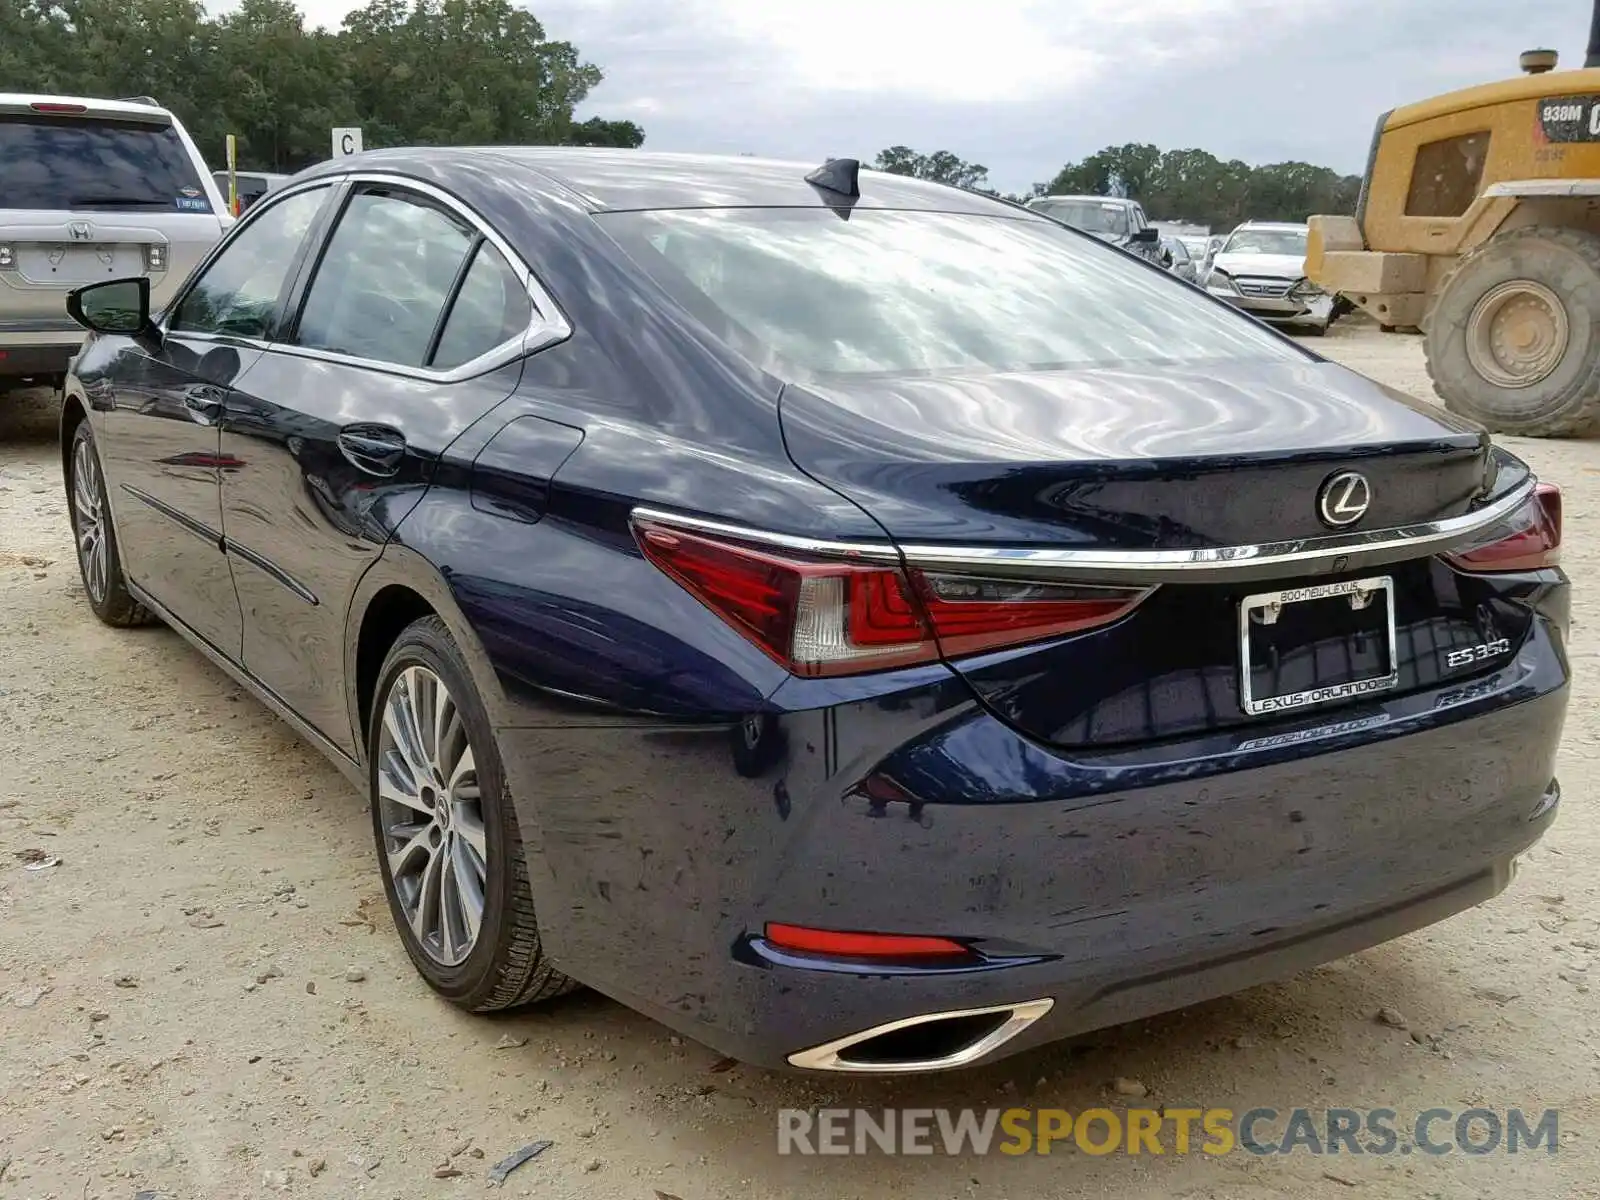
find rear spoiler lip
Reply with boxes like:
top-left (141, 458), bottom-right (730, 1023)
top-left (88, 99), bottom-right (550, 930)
top-left (630, 475), bottom-right (1539, 586)
top-left (0, 96), bottom-right (172, 125)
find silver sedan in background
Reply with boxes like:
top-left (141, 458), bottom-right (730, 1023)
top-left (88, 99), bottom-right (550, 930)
top-left (1203, 220), bottom-right (1334, 335)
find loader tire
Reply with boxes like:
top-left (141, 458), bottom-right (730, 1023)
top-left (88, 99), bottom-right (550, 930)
top-left (1423, 225), bottom-right (1600, 437)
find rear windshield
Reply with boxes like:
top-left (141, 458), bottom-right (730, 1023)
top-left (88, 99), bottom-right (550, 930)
top-left (1029, 199), bottom-right (1130, 236)
top-left (0, 115), bottom-right (211, 212)
top-left (598, 208), bottom-right (1302, 378)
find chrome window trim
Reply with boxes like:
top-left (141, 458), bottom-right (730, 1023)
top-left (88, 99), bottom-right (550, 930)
top-left (162, 171), bottom-right (572, 383)
top-left (630, 477), bottom-right (1537, 582)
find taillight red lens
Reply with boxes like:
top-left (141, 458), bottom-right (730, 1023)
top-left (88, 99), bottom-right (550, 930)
top-left (633, 517), bottom-right (1149, 677)
top-left (30, 102), bottom-right (88, 114)
top-left (635, 522), bottom-right (937, 676)
top-left (1447, 483), bottom-right (1562, 573)
top-left (914, 572), bottom-right (1147, 657)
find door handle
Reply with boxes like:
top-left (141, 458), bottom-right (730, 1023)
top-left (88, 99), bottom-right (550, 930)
top-left (338, 425), bottom-right (407, 477)
top-left (183, 383), bottom-right (225, 421)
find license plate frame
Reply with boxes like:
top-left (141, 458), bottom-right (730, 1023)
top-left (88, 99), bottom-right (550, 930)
top-left (1238, 575), bottom-right (1399, 717)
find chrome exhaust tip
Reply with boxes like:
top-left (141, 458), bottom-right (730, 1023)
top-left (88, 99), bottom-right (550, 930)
top-left (786, 998), bottom-right (1054, 1073)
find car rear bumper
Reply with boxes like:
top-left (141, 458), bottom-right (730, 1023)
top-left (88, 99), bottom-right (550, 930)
top-left (497, 611), bottom-right (1568, 1073)
top-left (0, 325), bottom-right (80, 381)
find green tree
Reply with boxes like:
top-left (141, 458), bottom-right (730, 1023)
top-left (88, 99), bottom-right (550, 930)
top-left (210, 0), bottom-right (351, 171)
top-left (340, 0), bottom-right (601, 148)
top-left (567, 116), bottom-right (645, 148)
top-left (1037, 142), bottom-right (1361, 229)
top-left (873, 145), bottom-right (988, 190)
top-left (0, 0), bottom-right (644, 172)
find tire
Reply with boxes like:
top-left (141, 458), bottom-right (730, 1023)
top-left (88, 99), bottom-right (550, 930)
top-left (66, 421), bottom-right (155, 627)
top-left (1424, 225), bottom-right (1600, 437)
top-left (368, 615), bottom-right (576, 1011)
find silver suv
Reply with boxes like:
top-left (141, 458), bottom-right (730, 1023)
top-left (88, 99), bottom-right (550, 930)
top-left (1024, 195), bottom-right (1167, 267)
top-left (0, 94), bottom-right (230, 397)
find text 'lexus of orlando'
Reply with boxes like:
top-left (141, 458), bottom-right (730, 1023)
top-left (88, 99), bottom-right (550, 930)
top-left (59, 149), bottom-right (1568, 1073)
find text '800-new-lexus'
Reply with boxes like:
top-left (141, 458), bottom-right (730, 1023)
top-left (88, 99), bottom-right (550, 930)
top-left (59, 150), bottom-right (1568, 1074)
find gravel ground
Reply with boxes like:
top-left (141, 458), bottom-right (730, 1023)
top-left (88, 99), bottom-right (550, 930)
top-left (2, 324), bottom-right (1598, 1199)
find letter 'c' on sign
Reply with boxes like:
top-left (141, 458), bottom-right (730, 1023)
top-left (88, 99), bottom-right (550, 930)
top-left (332, 127), bottom-right (363, 157)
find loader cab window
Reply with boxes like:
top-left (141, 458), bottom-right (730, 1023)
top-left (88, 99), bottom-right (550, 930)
top-left (1405, 132), bottom-right (1490, 218)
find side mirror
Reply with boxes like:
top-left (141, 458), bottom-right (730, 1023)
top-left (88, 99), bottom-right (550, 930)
top-left (66, 277), bottom-right (152, 337)
top-left (1130, 226), bottom-right (1160, 244)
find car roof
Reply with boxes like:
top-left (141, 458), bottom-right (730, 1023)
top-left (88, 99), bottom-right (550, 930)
top-left (294, 148), bottom-right (1019, 216)
top-left (0, 93), bottom-right (173, 123)
top-left (1234, 221), bottom-right (1308, 231)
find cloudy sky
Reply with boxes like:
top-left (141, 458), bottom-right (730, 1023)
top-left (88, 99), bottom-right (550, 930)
top-left (290, 0), bottom-right (1595, 192)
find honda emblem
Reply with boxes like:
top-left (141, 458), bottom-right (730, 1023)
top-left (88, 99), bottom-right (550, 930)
top-left (69, 221), bottom-right (94, 241)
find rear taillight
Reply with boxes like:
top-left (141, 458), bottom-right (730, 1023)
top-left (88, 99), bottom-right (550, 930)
top-left (633, 516), bottom-right (1148, 677)
top-left (30, 102), bottom-right (87, 114)
top-left (1446, 482), bottom-right (1562, 573)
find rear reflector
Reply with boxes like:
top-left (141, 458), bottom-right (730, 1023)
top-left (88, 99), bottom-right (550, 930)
top-left (764, 923), bottom-right (969, 959)
top-left (30, 102), bottom-right (88, 114)
top-left (1446, 482), bottom-right (1562, 573)
top-left (632, 516), bottom-right (1149, 677)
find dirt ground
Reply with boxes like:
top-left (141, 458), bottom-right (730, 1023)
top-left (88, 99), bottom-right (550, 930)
top-left (2, 323), bottom-right (1598, 1200)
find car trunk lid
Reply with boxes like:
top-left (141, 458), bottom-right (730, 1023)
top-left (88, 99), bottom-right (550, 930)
top-left (779, 357), bottom-right (1491, 549)
top-left (779, 358), bottom-right (1520, 749)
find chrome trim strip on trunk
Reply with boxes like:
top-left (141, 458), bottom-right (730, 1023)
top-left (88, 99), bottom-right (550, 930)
top-left (786, 999), bottom-right (1054, 1073)
top-left (630, 507), bottom-right (902, 563)
top-left (632, 478), bottom-right (1536, 583)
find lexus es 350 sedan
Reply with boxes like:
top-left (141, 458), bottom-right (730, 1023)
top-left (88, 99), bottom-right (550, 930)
top-left (60, 149), bottom-right (1569, 1074)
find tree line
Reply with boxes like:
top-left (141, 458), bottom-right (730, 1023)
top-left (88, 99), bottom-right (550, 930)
top-left (0, 0), bottom-right (1358, 226)
top-left (0, 0), bottom-right (644, 174)
top-left (874, 143), bottom-right (1362, 230)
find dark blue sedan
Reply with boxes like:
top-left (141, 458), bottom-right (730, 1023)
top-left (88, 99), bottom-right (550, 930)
top-left (58, 149), bottom-right (1569, 1073)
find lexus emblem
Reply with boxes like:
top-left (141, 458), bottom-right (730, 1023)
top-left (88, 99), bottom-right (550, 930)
top-left (1318, 471), bottom-right (1371, 528)
top-left (69, 221), bottom-right (94, 241)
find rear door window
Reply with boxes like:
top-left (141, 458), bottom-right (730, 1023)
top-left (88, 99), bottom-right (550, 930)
top-left (0, 114), bottom-right (211, 212)
top-left (293, 190), bottom-right (476, 368)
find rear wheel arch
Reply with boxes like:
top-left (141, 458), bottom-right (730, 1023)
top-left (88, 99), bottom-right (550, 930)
top-left (344, 548), bottom-right (512, 754)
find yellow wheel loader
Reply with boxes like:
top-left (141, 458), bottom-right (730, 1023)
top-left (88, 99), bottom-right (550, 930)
top-left (1307, 2), bottom-right (1600, 436)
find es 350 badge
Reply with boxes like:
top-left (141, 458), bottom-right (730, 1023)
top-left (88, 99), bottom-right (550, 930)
top-left (1538, 94), bottom-right (1600, 142)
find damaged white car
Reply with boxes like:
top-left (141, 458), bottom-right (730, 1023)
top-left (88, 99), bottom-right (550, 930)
top-left (1204, 221), bottom-right (1334, 335)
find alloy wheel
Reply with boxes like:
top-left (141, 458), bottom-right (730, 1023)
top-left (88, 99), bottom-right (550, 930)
top-left (71, 438), bottom-right (108, 605)
top-left (376, 665), bottom-right (488, 968)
